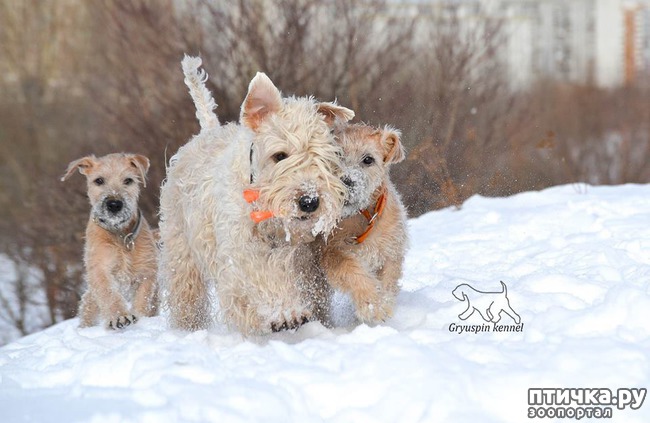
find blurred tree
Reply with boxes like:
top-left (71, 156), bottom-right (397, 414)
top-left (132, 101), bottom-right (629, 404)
top-left (391, 3), bottom-right (521, 214)
top-left (0, 0), bottom-right (95, 331)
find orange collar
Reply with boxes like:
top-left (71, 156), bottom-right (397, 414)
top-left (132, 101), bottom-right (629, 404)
top-left (355, 188), bottom-right (387, 244)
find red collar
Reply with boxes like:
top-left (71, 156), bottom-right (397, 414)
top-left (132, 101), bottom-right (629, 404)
top-left (355, 188), bottom-right (387, 244)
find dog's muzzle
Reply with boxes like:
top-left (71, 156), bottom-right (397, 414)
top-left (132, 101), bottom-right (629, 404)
top-left (93, 196), bottom-right (132, 230)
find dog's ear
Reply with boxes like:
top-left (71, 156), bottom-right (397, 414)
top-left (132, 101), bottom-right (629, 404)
top-left (316, 102), bottom-right (355, 127)
top-left (240, 72), bottom-right (283, 132)
top-left (380, 126), bottom-right (405, 164)
top-left (61, 155), bottom-right (97, 181)
top-left (128, 154), bottom-right (150, 187)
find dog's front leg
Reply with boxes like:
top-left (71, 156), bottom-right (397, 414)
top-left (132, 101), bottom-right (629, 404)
top-left (322, 249), bottom-right (393, 323)
top-left (458, 303), bottom-right (474, 320)
top-left (165, 259), bottom-right (209, 331)
top-left (78, 288), bottom-right (99, 327)
top-left (475, 307), bottom-right (494, 323)
top-left (86, 265), bottom-right (133, 329)
top-left (161, 233), bottom-right (210, 331)
top-left (297, 245), bottom-right (333, 327)
top-left (501, 305), bottom-right (521, 324)
top-left (133, 272), bottom-right (158, 319)
top-left (217, 264), bottom-right (312, 334)
top-left (376, 256), bottom-right (402, 309)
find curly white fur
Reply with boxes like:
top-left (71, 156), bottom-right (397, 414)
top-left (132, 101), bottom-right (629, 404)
top-left (181, 55), bottom-right (219, 130)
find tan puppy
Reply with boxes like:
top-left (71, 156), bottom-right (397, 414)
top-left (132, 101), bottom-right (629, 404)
top-left (62, 153), bottom-right (158, 329)
top-left (319, 123), bottom-right (408, 323)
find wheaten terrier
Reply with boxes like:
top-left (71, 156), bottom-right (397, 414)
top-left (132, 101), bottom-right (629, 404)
top-left (317, 123), bottom-right (408, 323)
top-left (158, 56), bottom-right (354, 334)
top-left (62, 153), bottom-right (158, 329)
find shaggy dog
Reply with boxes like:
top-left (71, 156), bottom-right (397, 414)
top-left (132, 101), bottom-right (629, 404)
top-left (62, 153), bottom-right (158, 329)
top-left (317, 123), bottom-right (408, 323)
top-left (159, 56), bottom-right (354, 333)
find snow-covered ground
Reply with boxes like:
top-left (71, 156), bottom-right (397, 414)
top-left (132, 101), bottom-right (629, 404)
top-left (1, 183), bottom-right (649, 422)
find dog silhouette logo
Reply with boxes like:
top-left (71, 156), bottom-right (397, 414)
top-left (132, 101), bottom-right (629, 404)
top-left (452, 281), bottom-right (521, 324)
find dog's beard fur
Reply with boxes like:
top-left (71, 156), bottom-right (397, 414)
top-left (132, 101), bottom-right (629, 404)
top-left (341, 167), bottom-right (380, 218)
top-left (255, 186), bottom-right (342, 245)
top-left (92, 196), bottom-right (137, 233)
top-left (252, 125), bottom-right (346, 243)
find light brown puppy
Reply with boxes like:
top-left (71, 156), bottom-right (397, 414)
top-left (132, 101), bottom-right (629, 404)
top-left (62, 153), bottom-right (158, 329)
top-left (319, 123), bottom-right (408, 323)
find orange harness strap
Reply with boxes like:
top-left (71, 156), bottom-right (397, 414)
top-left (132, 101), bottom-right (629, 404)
top-left (355, 189), bottom-right (387, 244)
top-left (243, 189), bottom-right (276, 223)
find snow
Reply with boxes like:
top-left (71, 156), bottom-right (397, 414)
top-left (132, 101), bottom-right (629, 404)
top-left (1, 183), bottom-right (649, 422)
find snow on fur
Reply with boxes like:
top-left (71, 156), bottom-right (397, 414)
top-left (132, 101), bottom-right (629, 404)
top-left (1, 184), bottom-right (649, 422)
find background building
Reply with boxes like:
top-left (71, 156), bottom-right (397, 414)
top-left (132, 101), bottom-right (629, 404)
top-left (398, 0), bottom-right (650, 88)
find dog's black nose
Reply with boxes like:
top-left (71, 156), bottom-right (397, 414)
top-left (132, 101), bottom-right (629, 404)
top-left (298, 195), bottom-right (319, 213)
top-left (106, 199), bottom-right (123, 214)
top-left (342, 176), bottom-right (355, 188)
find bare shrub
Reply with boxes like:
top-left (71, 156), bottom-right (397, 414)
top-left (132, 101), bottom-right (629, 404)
top-left (390, 4), bottom-right (520, 215)
top-left (530, 81), bottom-right (650, 186)
top-left (0, 0), bottom-right (96, 335)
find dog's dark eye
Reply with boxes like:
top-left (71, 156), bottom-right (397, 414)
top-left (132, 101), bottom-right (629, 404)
top-left (124, 178), bottom-right (134, 186)
top-left (94, 177), bottom-right (105, 186)
top-left (273, 152), bottom-right (288, 162)
top-left (362, 155), bottom-right (375, 166)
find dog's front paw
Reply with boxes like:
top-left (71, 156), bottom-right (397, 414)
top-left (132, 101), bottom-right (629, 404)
top-left (108, 314), bottom-right (137, 330)
top-left (354, 290), bottom-right (395, 324)
top-left (270, 309), bottom-right (312, 332)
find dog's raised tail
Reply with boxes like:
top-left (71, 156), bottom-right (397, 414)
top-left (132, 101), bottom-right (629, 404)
top-left (500, 281), bottom-right (508, 295)
top-left (181, 55), bottom-right (219, 130)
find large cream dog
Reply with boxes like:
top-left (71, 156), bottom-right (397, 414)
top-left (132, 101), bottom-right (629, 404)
top-left (159, 56), bottom-right (354, 334)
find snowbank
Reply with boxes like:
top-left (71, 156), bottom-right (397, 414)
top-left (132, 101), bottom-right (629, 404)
top-left (1, 184), bottom-right (649, 422)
